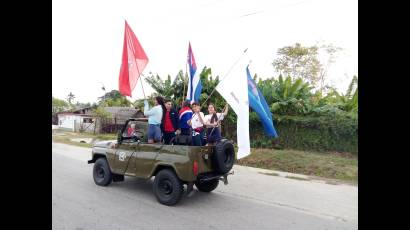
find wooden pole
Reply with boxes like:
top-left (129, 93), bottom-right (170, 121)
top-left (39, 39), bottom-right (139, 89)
top-left (182, 52), bottom-right (188, 107)
top-left (201, 48), bottom-right (248, 108)
top-left (140, 75), bottom-right (146, 99)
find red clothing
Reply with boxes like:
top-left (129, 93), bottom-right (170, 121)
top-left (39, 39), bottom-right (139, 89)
top-left (164, 111), bottom-right (175, 132)
top-left (127, 127), bottom-right (134, 136)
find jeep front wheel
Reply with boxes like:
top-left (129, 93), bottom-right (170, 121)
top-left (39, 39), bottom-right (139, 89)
top-left (93, 158), bottom-right (112, 186)
top-left (195, 179), bottom-right (219, 192)
top-left (153, 169), bottom-right (183, 206)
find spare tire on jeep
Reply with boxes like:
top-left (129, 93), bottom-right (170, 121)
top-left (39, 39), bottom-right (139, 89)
top-left (213, 139), bottom-right (235, 174)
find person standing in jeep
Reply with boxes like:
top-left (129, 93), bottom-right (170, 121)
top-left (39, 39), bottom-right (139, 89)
top-left (178, 101), bottom-right (193, 135)
top-left (144, 96), bottom-right (166, 144)
top-left (162, 99), bottom-right (180, 144)
top-left (205, 103), bottom-right (229, 145)
top-left (188, 102), bottom-right (206, 146)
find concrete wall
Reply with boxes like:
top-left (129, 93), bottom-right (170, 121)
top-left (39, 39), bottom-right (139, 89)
top-left (58, 115), bottom-right (76, 131)
top-left (58, 114), bottom-right (93, 132)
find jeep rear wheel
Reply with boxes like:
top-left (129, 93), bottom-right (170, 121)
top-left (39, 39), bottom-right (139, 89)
top-left (195, 179), bottom-right (219, 192)
top-left (153, 169), bottom-right (183, 206)
top-left (93, 158), bottom-right (112, 186)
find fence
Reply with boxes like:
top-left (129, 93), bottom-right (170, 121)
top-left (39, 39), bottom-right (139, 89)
top-left (99, 117), bottom-right (124, 134)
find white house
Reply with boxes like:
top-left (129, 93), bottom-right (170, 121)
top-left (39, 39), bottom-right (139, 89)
top-left (56, 106), bottom-right (144, 133)
top-left (57, 113), bottom-right (96, 132)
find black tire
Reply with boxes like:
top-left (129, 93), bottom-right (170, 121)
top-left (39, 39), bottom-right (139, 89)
top-left (93, 158), bottom-right (112, 186)
top-left (195, 179), bottom-right (219, 192)
top-left (213, 139), bottom-right (235, 174)
top-left (153, 169), bottom-right (183, 206)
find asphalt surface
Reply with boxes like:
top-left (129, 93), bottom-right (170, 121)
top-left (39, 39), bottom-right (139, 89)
top-left (52, 142), bottom-right (358, 230)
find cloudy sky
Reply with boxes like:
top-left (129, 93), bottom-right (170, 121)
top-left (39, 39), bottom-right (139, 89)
top-left (52, 0), bottom-right (357, 103)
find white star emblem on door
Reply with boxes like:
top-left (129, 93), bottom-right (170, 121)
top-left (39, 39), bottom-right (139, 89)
top-left (119, 152), bottom-right (126, 161)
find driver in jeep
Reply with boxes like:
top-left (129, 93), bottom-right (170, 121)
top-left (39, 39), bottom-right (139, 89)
top-left (127, 123), bottom-right (136, 137)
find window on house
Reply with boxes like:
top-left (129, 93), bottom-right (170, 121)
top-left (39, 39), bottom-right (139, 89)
top-left (83, 118), bottom-right (94, 123)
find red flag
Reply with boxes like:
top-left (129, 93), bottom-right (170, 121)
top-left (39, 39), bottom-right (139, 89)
top-left (118, 20), bottom-right (149, 97)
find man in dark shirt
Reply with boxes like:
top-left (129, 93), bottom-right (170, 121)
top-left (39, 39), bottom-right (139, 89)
top-left (161, 99), bottom-right (180, 144)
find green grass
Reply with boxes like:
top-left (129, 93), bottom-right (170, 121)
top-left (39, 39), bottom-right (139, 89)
top-left (52, 131), bottom-right (116, 148)
top-left (236, 148), bottom-right (357, 183)
top-left (52, 138), bottom-right (93, 148)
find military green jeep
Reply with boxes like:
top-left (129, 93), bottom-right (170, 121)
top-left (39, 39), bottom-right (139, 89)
top-left (88, 118), bottom-right (235, 206)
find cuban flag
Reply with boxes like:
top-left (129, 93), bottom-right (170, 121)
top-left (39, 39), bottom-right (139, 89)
top-left (247, 66), bottom-right (278, 137)
top-left (186, 42), bottom-right (202, 103)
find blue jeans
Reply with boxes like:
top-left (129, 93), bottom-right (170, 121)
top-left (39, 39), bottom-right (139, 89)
top-left (206, 127), bottom-right (221, 144)
top-left (192, 130), bottom-right (205, 146)
top-left (147, 124), bottom-right (162, 142)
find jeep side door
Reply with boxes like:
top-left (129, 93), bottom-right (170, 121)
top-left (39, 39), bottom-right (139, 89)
top-left (134, 143), bottom-right (163, 178)
top-left (112, 140), bottom-right (139, 176)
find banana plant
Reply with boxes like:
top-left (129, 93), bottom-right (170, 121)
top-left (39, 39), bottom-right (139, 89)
top-left (314, 75), bottom-right (358, 114)
top-left (270, 75), bottom-right (313, 115)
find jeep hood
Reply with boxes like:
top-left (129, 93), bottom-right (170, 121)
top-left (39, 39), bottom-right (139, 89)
top-left (93, 140), bottom-right (117, 148)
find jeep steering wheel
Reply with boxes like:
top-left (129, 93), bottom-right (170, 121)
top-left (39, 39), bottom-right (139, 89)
top-left (132, 130), bottom-right (144, 141)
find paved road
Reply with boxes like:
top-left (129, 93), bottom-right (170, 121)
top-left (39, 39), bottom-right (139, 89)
top-left (52, 142), bottom-right (358, 230)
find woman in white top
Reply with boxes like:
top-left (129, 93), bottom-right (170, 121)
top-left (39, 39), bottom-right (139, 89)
top-left (187, 102), bottom-right (206, 146)
top-left (204, 103), bottom-right (229, 145)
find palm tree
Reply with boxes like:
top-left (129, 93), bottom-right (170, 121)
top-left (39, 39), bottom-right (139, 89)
top-left (67, 92), bottom-right (75, 104)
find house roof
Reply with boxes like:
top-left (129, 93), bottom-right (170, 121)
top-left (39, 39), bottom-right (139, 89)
top-left (56, 106), bottom-right (93, 114)
top-left (72, 106), bottom-right (92, 113)
top-left (57, 113), bottom-right (96, 117)
top-left (103, 107), bottom-right (137, 114)
top-left (103, 107), bottom-right (144, 120)
top-left (57, 106), bottom-right (144, 121)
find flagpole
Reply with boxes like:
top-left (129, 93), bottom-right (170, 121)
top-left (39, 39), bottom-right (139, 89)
top-left (182, 61), bottom-right (187, 107)
top-left (140, 74), bottom-right (146, 99)
top-left (182, 43), bottom-right (189, 107)
top-left (201, 48), bottom-right (248, 107)
top-left (132, 46), bottom-right (146, 100)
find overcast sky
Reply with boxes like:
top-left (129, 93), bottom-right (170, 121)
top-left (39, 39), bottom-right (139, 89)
top-left (52, 0), bottom-right (357, 104)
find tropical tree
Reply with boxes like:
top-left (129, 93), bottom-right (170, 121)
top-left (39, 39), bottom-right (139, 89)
top-left (198, 67), bottom-right (219, 102)
top-left (92, 105), bottom-right (111, 120)
top-left (269, 75), bottom-right (313, 115)
top-left (143, 71), bottom-right (186, 106)
top-left (273, 43), bottom-right (321, 86)
top-left (98, 90), bottom-right (122, 101)
top-left (75, 101), bottom-right (91, 108)
top-left (52, 97), bottom-right (69, 115)
top-left (257, 78), bottom-right (276, 106)
top-left (273, 43), bottom-right (342, 91)
top-left (98, 90), bottom-right (131, 107)
top-left (313, 75), bottom-right (358, 114)
top-left (144, 74), bottom-right (175, 98)
top-left (143, 67), bottom-right (224, 109)
top-left (67, 92), bottom-right (75, 104)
